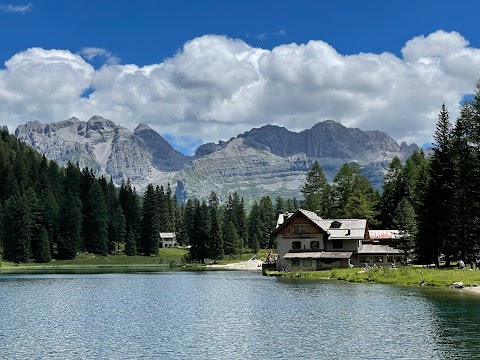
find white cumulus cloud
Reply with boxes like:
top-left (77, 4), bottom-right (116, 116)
top-left (2, 30), bottom-right (480, 153)
top-left (0, 3), bottom-right (32, 13)
top-left (79, 47), bottom-right (121, 65)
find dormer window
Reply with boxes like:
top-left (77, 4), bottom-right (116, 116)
top-left (330, 221), bottom-right (342, 229)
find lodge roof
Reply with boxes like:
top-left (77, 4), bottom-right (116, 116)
top-left (283, 251), bottom-right (353, 259)
top-left (358, 244), bottom-right (403, 255)
top-left (368, 230), bottom-right (401, 240)
top-left (159, 232), bottom-right (176, 238)
top-left (273, 209), bottom-right (367, 240)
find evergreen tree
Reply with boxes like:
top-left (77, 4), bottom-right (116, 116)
top-left (47, 159), bottom-right (63, 202)
top-left (380, 156), bottom-right (407, 228)
top-left (36, 226), bottom-right (52, 263)
top-left (406, 151), bottom-right (430, 214)
top-left (417, 104), bottom-right (456, 265)
top-left (119, 180), bottom-right (142, 248)
top-left (110, 205), bottom-right (126, 254)
top-left (0, 203), bottom-right (3, 253)
top-left (330, 163), bottom-right (378, 221)
top-left (83, 181), bottom-right (108, 255)
top-left (25, 187), bottom-right (47, 262)
top-left (224, 221), bottom-right (239, 258)
top-left (222, 192), bottom-right (246, 252)
top-left (42, 190), bottom-right (59, 250)
top-left (105, 178), bottom-right (121, 253)
top-left (175, 203), bottom-right (188, 246)
top-left (393, 197), bottom-right (417, 263)
top-left (156, 185), bottom-right (168, 232)
top-left (188, 200), bottom-right (209, 262)
top-left (301, 161), bottom-right (330, 214)
top-left (141, 184), bottom-right (160, 255)
top-left (57, 189), bottom-right (82, 259)
top-left (166, 183), bottom-right (176, 232)
top-left (2, 193), bottom-right (32, 263)
top-left (124, 226), bottom-right (137, 256)
top-left (64, 161), bottom-right (81, 196)
top-left (247, 201), bottom-right (262, 249)
top-left (247, 201), bottom-right (264, 253)
top-left (450, 93), bottom-right (480, 260)
top-left (183, 199), bottom-right (195, 246)
top-left (208, 192), bottom-right (224, 260)
top-left (275, 196), bottom-right (286, 217)
top-left (259, 196), bottom-right (276, 248)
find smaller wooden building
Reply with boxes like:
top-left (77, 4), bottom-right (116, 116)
top-left (159, 232), bottom-right (178, 248)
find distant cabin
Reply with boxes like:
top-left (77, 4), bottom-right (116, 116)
top-left (159, 233), bottom-right (178, 248)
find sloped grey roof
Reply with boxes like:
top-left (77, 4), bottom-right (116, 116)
top-left (159, 232), bottom-right (176, 239)
top-left (276, 209), bottom-right (323, 228)
top-left (284, 252), bottom-right (323, 259)
top-left (369, 230), bottom-right (401, 240)
top-left (284, 251), bottom-right (353, 259)
top-left (318, 251), bottom-right (353, 259)
top-left (319, 219), bottom-right (367, 240)
top-left (274, 209), bottom-right (367, 240)
top-left (358, 244), bottom-right (403, 255)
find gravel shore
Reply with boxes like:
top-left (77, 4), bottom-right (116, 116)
top-left (206, 259), bottom-right (263, 270)
top-left (465, 286), bottom-right (480, 295)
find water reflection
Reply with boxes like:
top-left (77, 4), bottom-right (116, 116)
top-left (0, 272), bottom-right (478, 359)
top-left (416, 287), bottom-right (480, 358)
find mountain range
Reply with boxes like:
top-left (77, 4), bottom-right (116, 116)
top-left (15, 116), bottom-right (420, 203)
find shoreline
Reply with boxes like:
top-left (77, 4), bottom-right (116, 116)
top-left (0, 259), bottom-right (265, 273)
top-left (206, 259), bottom-right (263, 271)
top-left (465, 286), bottom-right (480, 295)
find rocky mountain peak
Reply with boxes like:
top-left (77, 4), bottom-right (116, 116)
top-left (16, 117), bottom-right (422, 201)
top-left (86, 116), bottom-right (115, 130)
top-left (134, 123), bottom-right (153, 132)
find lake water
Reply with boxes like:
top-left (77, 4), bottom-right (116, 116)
top-left (0, 270), bottom-right (479, 359)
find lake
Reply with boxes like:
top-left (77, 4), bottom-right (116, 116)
top-left (0, 270), bottom-right (479, 359)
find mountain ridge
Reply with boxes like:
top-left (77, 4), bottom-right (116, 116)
top-left (15, 116), bottom-right (420, 202)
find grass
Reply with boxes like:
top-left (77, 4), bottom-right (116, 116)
top-left (267, 266), bottom-right (480, 287)
top-left (0, 248), bottom-right (274, 271)
top-left (0, 248), bottom-right (190, 270)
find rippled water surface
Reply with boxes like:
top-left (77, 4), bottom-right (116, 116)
top-left (0, 271), bottom-right (479, 359)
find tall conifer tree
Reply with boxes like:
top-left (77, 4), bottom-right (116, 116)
top-left (83, 181), bottom-right (108, 255)
top-left (141, 184), bottom-right (160, 255)
top-left (418, 104), bottom-right (456, 265)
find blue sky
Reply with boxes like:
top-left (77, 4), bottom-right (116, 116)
top-left (2, 0), bottom-right (480, 154)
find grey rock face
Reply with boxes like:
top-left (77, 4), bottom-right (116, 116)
top-left (134, 123), bottom-right (190, 171)
top-left (15, 116), bottom-right (189, 185)
top-left (15, 117), bottom-right (419, 203)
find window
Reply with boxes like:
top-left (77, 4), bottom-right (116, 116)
top-left (332, 240), bottom-right (343, 249)
top-left (373, 256), bottom-right (384, 263)
top-left (293, 225), bottom-right (309, 234)
top-left (310, 241), bottom-right (320, 250)
top-left (359, 256), bottom-right (370, 263)
top-left (292, 259), bottom-right (300, 266)
top-left (303, 259), bottom-right (312, 267)
top-left (292, 241), bottom-right (301, 250)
